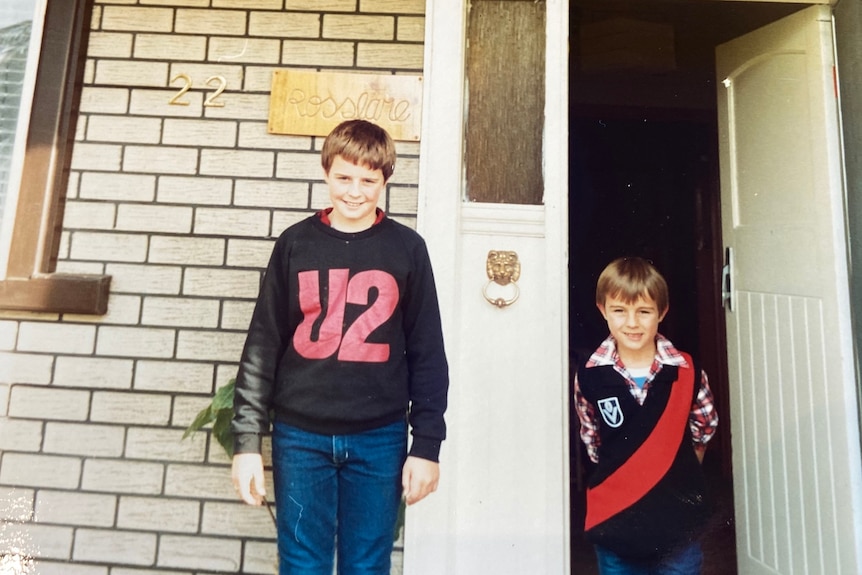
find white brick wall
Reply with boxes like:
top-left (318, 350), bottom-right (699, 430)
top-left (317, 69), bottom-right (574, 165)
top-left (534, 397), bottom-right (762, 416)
top-left (79, 87), bottom-right (130, 115)
top-left (148, 236), bottom-right (226, 266)
top-left (95, 326), bottom-right (176, 358)
top-left (23, 524), bottom-right (75, 560)
top-left (81, 459), bottom-right (164, 495)
top-left (226, 239), bottom-right (275, 268)
top-left (117, 495), bottom-right (200, 532)
top-left (69, 232), bottom-right (149, 263)
top-left (141, 296), bottom-right (221, 328)
top-left (182, 268), bottom-right (260, 298)
top-left (0, 320), bottom-right (18, 350)
top-left (54, 356), bottom-right (134, 389)
top-left (34, 561), bottom-right (109, 575)
top-left (0, 454), bottom-right (82, 489)
top-left (234, 179), bottom-right (309, 208)
top-left (73, 528), bottom-right (158, 565)
top-left (79, 172), bottom-right (156, 202)
top-left (201, 501), bottom-right (278, 537)
top-left (91, 391), bottom-right (173, 425)
top-left (43, 422), bottom-right (126, 457)
top-left (134, 33), bottom-right (208, 61)
top-left (162, 119), bottom-right (238, 147)
top-left (134, 360), bottom-right (214, 393)
top-left (116, 205), bottom-right (194, 234)
top-left (0, 352), bottom-right (53, 384)
top-left (1, 1), bottom-right (423, 572)
top-left (165, 463), bottom-right (252, 499)
top-left (158, 534), bottom-right (241, 571)
top-left (193, 207), bottom-right (271, 237)
top-left (249, 12), bottom-right (320, 37)
top-left (104, 264), bottom-right (183, 294)
top-left (0, 418), bottom-right (43, 451)
top-left (9, 387), bottom-right (91, 421)
top-left (35, 491), bottom-right (117, 527)
top-left (158, 175), bottom-right (233, 205)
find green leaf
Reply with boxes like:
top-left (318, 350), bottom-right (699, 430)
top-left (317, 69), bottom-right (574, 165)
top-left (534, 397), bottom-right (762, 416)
top-left (182, 405), bottom-right (215, 439)
top-left (213, 408), bottom-right (235, 458)
top-left (211, 379), bottom-right (235, 411)
top-left (182, 378), bottom-right (238, 459)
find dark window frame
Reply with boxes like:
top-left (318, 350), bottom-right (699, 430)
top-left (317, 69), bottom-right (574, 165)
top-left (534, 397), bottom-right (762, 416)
top-left (0, 0), bottom-right (110, 315)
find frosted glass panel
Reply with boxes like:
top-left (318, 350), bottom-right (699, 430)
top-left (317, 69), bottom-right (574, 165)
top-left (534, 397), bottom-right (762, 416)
top-left (464, 0), bottom-right (545, 205)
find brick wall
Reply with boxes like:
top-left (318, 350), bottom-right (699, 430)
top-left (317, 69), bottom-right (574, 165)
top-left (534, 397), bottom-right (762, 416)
top-left (0, 1), bottom-right (425, 573)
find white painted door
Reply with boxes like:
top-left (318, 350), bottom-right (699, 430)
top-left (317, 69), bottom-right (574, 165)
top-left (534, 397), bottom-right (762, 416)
top-left (404, 1), bottom-right (570, 574)
top-left (717, 6), bottom-right (862, 574)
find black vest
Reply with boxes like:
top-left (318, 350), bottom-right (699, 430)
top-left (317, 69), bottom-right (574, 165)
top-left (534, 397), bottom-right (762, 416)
top-left (578, 357), bottom-right (711, 561)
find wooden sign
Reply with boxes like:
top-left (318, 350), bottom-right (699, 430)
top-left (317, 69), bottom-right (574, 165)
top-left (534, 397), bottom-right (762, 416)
top-left (268, 70), bottom-right (423, 141)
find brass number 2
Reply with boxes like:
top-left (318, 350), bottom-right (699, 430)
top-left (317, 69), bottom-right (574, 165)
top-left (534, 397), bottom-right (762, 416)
top-left (168, 73), bottom-right (192, 106)
top-left (203, 75), bottom-right (226, 108)
top-left (168, 74), bottom-right (227, 107)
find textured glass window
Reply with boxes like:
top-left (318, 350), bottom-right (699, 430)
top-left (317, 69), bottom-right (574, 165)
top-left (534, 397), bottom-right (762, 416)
top-left (0, 3), bottom-right (37, 234)
top-left (464, 0), bottom-right (546, 204)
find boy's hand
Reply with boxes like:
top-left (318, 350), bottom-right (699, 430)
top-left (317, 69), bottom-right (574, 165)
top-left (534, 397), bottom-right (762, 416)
top-left (232, 453), bottom-right (266, 506)
top-left (401, 456), bottom-right (440, 505)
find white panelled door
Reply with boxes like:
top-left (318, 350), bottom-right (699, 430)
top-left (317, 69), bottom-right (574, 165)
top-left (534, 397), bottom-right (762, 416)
top-left (717, 6), bottom-right (862, 574)
top-left (405, 0), bottom-right (570, 574)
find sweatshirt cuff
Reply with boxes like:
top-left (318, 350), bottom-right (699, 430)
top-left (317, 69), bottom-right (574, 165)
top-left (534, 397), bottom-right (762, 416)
top-left (408, 436), bottom-right (442, 462)
top-left (233, 433), bottom-right (262, 455)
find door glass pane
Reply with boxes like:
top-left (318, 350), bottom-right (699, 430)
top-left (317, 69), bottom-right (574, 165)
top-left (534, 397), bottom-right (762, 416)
top-left (0, 2), bottom-right (38, 234)
top-left (465, 0), bottom-right (546, 205)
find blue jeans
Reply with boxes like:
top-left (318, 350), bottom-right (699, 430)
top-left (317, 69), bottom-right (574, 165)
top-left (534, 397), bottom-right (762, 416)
top-left (595, 542), bottom-right (703, 575)
top-left (271, 420), bottom-right (407, 575)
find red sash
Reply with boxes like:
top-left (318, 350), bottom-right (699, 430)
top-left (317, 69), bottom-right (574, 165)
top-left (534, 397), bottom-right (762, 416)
top-left (584, 354), bottom-right (695, 530)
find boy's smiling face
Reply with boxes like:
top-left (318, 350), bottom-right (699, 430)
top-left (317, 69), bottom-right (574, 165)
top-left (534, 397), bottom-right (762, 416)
top-left (324, 154), bottom-right (386, 232)
top-left (598, 292), bottom-right (667, 366)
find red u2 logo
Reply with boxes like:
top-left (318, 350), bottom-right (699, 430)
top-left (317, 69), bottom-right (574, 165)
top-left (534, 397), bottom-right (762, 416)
top-left (293, 269), bottom-right (399, 362)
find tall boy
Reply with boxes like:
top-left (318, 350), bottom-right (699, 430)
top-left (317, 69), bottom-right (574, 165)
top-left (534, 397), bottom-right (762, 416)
top-left (231, 120), bottom-right (449, 575)
top-left (574, 257), bottom-right (718, 575)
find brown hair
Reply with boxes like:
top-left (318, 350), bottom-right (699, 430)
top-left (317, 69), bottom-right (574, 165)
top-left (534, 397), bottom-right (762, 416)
top-left (321, 120), bottom-right (396, 180)
top-left (595, 257), bottom-right (669, 313)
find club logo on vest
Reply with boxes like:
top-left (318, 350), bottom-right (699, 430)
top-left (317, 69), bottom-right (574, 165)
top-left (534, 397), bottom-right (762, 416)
top-left (597, 397), bottom-right (624, 428)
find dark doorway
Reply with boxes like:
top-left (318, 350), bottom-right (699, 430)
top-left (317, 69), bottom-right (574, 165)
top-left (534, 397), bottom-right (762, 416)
top-left (567, 1), bottom-right (804, 573)
top-left (568, 110), bottom-right (736, 575)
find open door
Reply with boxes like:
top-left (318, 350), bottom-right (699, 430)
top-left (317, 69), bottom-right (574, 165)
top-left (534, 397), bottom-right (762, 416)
top-left (717, 5), bottom-right (862, 573)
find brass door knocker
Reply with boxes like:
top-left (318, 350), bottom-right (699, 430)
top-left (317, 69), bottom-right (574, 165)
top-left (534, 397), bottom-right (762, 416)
top-left (483, 250), bottom-right (520, 308)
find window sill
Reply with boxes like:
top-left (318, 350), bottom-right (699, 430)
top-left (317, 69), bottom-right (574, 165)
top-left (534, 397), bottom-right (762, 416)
top-left (0, 273), bottom-right (111, 315)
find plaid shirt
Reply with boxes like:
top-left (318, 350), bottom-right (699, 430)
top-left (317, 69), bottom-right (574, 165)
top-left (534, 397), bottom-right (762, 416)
top-left (574, 334), bottom-right (718, 463)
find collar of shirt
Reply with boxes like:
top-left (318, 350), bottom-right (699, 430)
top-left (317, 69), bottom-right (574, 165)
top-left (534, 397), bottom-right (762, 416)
top-left (318, 207), bottom-right (386, 227)
top-left (585, 334), bottom-right (688, 400)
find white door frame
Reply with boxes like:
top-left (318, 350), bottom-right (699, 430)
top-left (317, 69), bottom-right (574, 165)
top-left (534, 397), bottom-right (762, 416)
top-left (407, 0), bottom-right (570, 573)
top-left (410, 0), bottom-right (845, 574)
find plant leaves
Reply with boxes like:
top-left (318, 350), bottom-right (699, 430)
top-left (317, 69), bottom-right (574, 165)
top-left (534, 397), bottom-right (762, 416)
top-left (212, 379), bottom-right (235, 411)
top-left (213, 407), bottom-right (235, 458)
top-left (182, 405), bottom-right (214, 439)
top-left (182, 379), bottom-right (237, 459)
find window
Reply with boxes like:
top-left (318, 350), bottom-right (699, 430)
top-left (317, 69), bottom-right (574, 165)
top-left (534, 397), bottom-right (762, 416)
top-left (464, 0), bottom-right (546, 205)
top-left (0, 3), bottom-right (36, 225)
top-left (0, 0), bottom-right (109, 314)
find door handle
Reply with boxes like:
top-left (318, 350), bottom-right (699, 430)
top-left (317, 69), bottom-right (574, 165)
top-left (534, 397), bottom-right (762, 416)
top-left (722, 246), bottom-right (733, 312)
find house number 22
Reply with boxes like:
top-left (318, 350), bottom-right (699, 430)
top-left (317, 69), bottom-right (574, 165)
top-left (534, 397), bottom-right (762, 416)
top-left (168, 73), bottom-right (227, 107)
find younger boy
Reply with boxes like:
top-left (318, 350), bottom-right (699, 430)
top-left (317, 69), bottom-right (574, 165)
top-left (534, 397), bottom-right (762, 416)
top-left (231, 120), bottom-right (449, 575)
top-left (574, 257), bottom-right (718, 575)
